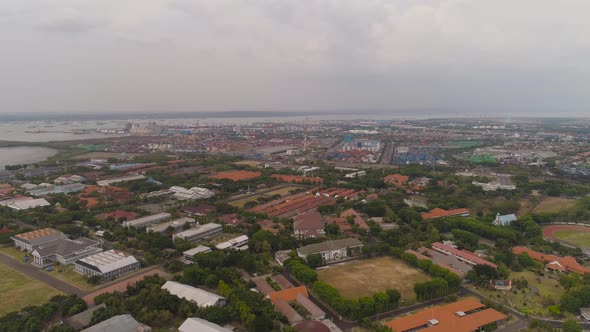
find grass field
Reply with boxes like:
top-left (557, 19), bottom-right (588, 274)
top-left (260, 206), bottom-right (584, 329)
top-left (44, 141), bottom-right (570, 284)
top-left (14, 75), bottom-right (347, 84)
top-left (48, 265), bottom-right (97, 292)
top-left (317, 257), bottom-right (431, 301)
top-left (0, 263), bottom-right (62, 316)
top-left (470, 270), bottom-right (564, 317)
top-left (552, 230), bottom-right (590, 247)
top-left (229, 195), bottom-right (264, 208)
top-left (0, 245), bottom-right (29, 261)
top-left (533, 197), bottom-right (577, 213)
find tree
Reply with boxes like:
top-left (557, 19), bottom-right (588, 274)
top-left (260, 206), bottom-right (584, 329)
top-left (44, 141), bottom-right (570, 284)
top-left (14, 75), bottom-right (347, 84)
top-left (563, 320), bottom-right (582, 332)
top-left (306, 254), bottom-right (323, 268)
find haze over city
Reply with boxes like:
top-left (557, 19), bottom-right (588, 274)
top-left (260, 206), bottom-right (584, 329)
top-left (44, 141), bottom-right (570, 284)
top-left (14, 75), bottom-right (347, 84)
top-left (1, 0), bottom-right (589, 116)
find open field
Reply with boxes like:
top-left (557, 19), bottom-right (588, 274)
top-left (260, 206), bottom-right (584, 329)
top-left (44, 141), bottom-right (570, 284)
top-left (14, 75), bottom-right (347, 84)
top-left (48, 265), bottom-right (97, 292)
top-left (263, 185), bottom-right (304, 196)
top-left (543, 225), bottom-right (590, 248)
top-left (232, 160), bottom-right (261, 167)
top-left (228, 185), bottom-right (305, 208)
top-left (0, 263), bottom-right (62, 316)
top-left (229, 195), bottom-right (264, 208)
top-left (533, 197), bottom-right (577, 213)
top-left (317, 257), bottom-right (431, 301)
top-left (469, 270), bottom-right (563, 317)
top-left (0, 245), bottom-right (28, 261)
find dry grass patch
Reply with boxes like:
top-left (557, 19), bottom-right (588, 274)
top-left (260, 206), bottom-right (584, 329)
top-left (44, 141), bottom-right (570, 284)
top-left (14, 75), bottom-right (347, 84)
top-left (533, 197), bottom-right (577, 213)
top-left (317, 257), bottom-right (431, 301)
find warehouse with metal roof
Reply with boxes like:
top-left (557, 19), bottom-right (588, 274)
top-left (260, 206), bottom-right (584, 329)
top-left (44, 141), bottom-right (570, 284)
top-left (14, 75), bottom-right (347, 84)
top-left (75, 249), bottom-right (140, 280)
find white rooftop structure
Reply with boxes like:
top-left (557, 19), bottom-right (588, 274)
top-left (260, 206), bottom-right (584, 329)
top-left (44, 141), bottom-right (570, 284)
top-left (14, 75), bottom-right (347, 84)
top-left (178, 318), bottom-right (232, 332)
top-left (97, 175), bottom-right (146, 187)
top-left (162, 281), bottom-right (226, 307)
top-left (146, 217), bottom-right (194, 233)
top-left (215, 235), bottom-right (249, 251)
top-left (1, 197), bottom-right (50, 210)
top-left (76, 250), bottom-right (139, 274)
top-left (169, 186), bottom-right (214, 200)
top-left (183, 245), bottom-right (212, 257)
top-left (123, 212), bottom-right (171, 228)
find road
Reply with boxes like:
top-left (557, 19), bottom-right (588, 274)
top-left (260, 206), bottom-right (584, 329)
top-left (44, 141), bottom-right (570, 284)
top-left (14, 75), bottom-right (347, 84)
top-left (0, 252), bottom-right (86, 297)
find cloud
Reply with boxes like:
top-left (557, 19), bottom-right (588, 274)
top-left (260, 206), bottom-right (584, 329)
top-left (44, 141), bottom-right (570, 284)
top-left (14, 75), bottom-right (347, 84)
top-left (0, 0), bottom-right (588, 114)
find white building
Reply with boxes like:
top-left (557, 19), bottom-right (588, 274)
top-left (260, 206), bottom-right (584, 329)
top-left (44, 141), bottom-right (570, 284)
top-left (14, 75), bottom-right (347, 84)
top-left (123, 212), bottom-right (171, 228)
top-left (183, 245), bottom-right (212, 263)
top-left (146, 217), bottom-right (194, 234)
top-left (162, 281), bottom-right (226, 307)
top-left (169, 186), bottom-right (214, 200)
top-left (297, 238), bottom-right (363, 263)
top-left (0, 197), bottom-right (50, 210)
top-left (97, 175), bottom-right (146, 187)
top-left (173, 223), bottom-right (223, 243)
top-left (215, 235), bottom-right (249, 251)
top-left (75, 250), bottom-right (140, 280)
top-left (178, 318), bottom-right (232, 332)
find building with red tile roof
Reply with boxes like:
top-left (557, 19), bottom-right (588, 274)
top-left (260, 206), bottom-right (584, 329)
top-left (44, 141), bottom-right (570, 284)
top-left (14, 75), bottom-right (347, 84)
top-left (258, 219), bottom-right (284, 234)
top-left (432, 242), bottom-right (497, 269)
top-left (293, 210), bottom-right (325, 239)
top-left (271, 174), bottom-right (323, 184)
top-left (268, 286), bottom-right (308, 304)
top-left (340, 209), bottom-right (369, 230)
top-left (210, 170), bottom-right (261, 181)
top-left (96, 210), bottom-right (139, 222)
top-left (512, 246), bottom-right (590, 275)
top-left (384, 174), bottom-right (409, 188)
top-left (421, 208), bottom-right (470, 220)
top-left (385, 297), bottom-right (507, 332)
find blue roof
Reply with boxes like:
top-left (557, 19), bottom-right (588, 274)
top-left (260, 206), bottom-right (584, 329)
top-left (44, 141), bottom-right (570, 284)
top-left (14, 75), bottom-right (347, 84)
top-left (496, 213), bottom-right (517, 225)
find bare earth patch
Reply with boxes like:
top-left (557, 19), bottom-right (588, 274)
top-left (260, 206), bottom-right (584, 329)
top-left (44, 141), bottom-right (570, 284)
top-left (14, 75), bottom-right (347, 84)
top-left (317, 256), bottom-right (431, 301)
top-left (533, 197), bottom-right (576, 213)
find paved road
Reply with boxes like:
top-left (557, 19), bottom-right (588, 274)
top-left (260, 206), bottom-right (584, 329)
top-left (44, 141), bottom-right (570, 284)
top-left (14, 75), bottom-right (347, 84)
top-left (0, 253), bottom-right (86, 297)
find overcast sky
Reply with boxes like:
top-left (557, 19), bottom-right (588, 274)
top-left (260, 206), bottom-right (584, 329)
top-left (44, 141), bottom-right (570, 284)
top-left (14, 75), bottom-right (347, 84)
top-left (1, 0), bottom-right (589, 115)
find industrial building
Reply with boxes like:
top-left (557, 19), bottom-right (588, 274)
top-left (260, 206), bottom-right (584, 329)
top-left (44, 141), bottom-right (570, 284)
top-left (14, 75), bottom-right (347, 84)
top-left (172, 223), bottom-right (223, 243)
top-left (162, 281), bottom-right (226, 307)
top-left (74, 250), bottom-right (140, 280)
top-left (97, 175), bottom-right (146, 187)
top-left (122, 212), bottom-right (171, 228)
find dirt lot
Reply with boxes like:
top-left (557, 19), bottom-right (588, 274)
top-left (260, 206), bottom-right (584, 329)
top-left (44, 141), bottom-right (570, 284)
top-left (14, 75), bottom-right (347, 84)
top-left (533, 197), bottom-right (577, 213)
top-left (317, 257), bottom-right (431, 301)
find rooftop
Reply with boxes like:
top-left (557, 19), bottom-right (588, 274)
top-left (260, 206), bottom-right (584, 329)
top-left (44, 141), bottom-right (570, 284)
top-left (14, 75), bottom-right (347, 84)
top-left (385, 298), bottom-right (506, 332)
top-left (82, 314), bottom-right (151, 332)
top-left (76, 250), bottom-right (138, 274)
top-left (268, 286), bottom-right (308, 304)
top-left (162, 281), bottom-right (225, 307)
top-left (178, 318), bottom-right (233, 332)
top-left (297, 238), bottom-right (363, 256)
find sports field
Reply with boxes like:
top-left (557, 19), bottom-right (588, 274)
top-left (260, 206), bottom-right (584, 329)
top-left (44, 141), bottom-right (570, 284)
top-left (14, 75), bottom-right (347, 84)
top-left (544, 224), bottom-right (590, 248)
top-left (317, 257), bottom-right (431, 301)
top-left (0, 263), bottom-right (62, 316)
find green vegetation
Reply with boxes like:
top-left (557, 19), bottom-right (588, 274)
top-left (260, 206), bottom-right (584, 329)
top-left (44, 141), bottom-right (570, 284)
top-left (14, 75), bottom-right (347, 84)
top-left (552, 229), bottom-right (590, 247)
top-left (0, 263), bottom-right (63, 316)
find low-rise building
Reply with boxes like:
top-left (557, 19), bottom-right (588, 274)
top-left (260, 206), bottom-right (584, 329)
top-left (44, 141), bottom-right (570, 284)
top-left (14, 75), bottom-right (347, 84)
top-left (431, 242), bottom-right (497, 269)
top-left (123, 212), bottom-right (171, 228)
top-left (178, 318), bottom-right (233, 332)
top-left (12, 228), bottom-right (66, 252)
top-left (27, 183), bottom-right (86, 196)
top-left (170, 186), bottom-right (214, 200)
top-left (162, 281), bottom-right (226, 307)
top-left (146, 217), bottom-right (194, 234)
top-left (1, 197), bottom-right (50, 210)
top-left (215, 235), bottom-right (249, 251)
top-left (74, 249), bottom-right (140, 280)
top-left (32, 237), bottom-right (102, 266)
top-left (385, 297), bottom-right (506, 332)
top-left (173, 223), bottom-right (223, 243)
top-left (96, 210), bottom-right (139, 222)
top-left (493, 213), bottom-right (518, 226)
top-left (293, 210), bottom-right (325, 239)
top-left (296, 238), bottom-right (363, 263)
top-left (512, 246), bottom-right (590, 275)
top-left (82, 314), bottom-right (151, 332)
top-left (97, 175), bottom-right (146, 187)
top-left (183, 245), bottom-right (212, 263)
top-left (421, 208), bottom-right (470, 220)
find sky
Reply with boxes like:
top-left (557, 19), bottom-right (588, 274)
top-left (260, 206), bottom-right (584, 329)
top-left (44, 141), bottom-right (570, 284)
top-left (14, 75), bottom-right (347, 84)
top-left (1, 0), bottom-right (589, 116)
